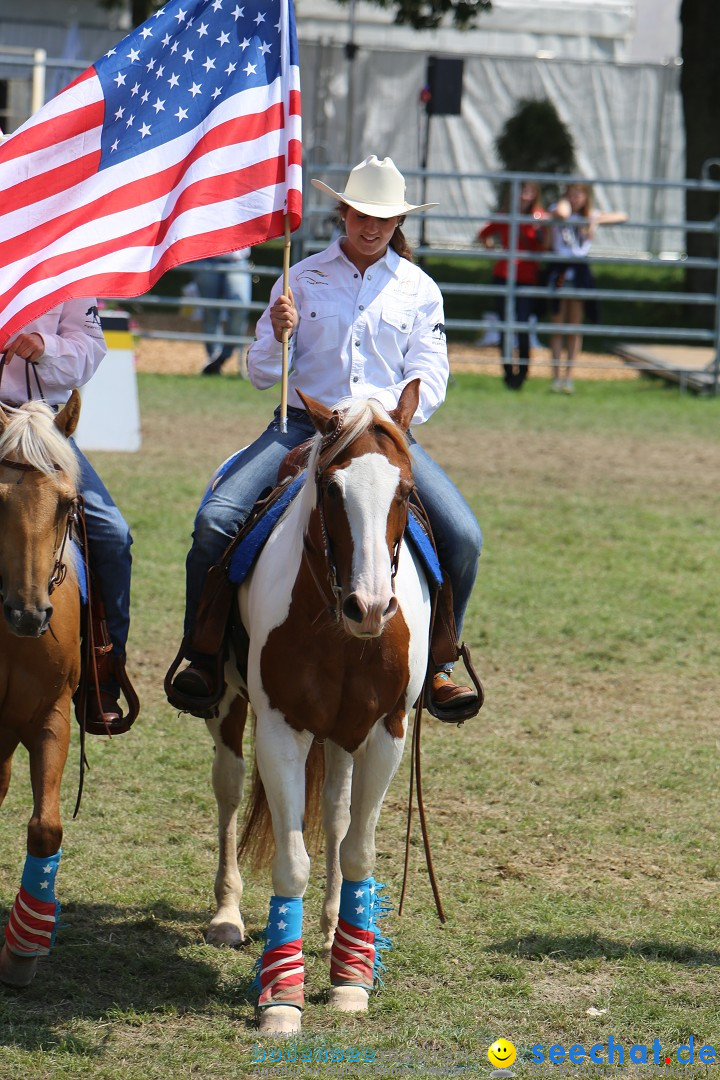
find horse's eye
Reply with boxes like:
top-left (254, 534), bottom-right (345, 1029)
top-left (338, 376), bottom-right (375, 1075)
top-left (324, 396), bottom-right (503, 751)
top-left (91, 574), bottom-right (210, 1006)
top-left (326, 482), bottom-right (341, 501)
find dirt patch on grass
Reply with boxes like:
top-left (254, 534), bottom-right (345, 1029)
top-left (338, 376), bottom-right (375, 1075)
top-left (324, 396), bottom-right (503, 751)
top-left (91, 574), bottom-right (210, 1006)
top-left (133, 317), bottom-right (636, 381)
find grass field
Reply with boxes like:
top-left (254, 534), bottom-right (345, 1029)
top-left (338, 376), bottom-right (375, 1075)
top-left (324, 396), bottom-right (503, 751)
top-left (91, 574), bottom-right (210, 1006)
top-left (0, 372), bottom-right (718, 1079)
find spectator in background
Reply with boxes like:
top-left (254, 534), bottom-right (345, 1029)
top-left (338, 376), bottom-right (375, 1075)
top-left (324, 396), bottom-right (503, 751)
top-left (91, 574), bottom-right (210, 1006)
top-left (477, 181), bottom-right (548, 390)
top-left (193, 248), bottom-right (252, 376)
top-left (547, 184), bottom-right (627, 394)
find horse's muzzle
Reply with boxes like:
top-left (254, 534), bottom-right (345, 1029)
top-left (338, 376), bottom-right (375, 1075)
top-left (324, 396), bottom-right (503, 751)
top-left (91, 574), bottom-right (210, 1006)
top-left (3, 603), bottom-right (53, 637)
top-left (342, 593), bottom-right (398, 638)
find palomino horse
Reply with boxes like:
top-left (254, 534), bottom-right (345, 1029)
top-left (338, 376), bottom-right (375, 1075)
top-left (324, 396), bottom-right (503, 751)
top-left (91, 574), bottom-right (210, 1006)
top-left (0, 392), bottom-right (82, 987)
top-left (204, 379), bottom-right (430, 1034)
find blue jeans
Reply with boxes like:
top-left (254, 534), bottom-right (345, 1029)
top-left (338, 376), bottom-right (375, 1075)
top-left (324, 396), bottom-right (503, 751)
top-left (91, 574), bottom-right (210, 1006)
top-left (184, 408), bottom-right (481, 644)
top-left (72, 441), bottom-right (132, 654)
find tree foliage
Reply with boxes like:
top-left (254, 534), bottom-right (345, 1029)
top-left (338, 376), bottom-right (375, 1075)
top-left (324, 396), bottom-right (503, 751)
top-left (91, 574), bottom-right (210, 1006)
top-left (101, 0), bottom-right (491, 31)
top-left (495, 98), bottom-right (576, 177)
top-left (680, 0), bottom-right (720, 306)
top-left (344, 0), bottom-right (490, 31)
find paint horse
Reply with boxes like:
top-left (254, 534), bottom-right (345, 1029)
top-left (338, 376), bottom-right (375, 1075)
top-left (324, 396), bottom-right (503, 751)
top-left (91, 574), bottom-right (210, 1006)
top-left (205, 380), bottom-right (430, 1034)
top-left (0, 393), bottom-right (82, 987)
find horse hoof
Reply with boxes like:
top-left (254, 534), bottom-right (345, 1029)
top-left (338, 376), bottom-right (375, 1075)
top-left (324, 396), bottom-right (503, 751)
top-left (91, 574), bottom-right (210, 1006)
top-left (329, 985), bottom-right (369, 1012)
top-left (206, 918), bottom-right (246, 948)
top-left (0, 944), bottom-right (38, 988)
top-left (258, 1004), bottom-right (302, 1035)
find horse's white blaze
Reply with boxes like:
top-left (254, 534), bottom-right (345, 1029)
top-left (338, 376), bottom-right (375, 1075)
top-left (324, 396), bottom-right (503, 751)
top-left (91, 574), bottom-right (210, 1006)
top-left (340, 453), bottom-right (400, 632)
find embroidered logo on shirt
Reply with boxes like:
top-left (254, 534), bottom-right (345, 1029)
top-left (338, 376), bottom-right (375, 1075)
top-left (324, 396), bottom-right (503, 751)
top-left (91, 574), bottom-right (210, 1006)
top-left (433, 322), bottom-right (446, 339)
top-left (85, 305), bottom-right (101, 327)
top-left (297, 270), bottom-right (330, 286)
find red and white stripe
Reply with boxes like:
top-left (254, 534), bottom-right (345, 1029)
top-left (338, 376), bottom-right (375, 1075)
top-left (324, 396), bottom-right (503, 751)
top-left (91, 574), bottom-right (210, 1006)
top-left (258, 939), bottom-right (305, 1008)
top-left (0, 60), bottom-right (301, 347)
top-left (5, 886), bottom-right (57, 957)
top-left (330, 917), bottom-right (375, 990)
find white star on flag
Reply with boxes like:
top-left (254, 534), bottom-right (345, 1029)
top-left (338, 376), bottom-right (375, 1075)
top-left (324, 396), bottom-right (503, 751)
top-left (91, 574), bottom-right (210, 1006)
top-left (42, 865), bottom-right (54, 874)
top-left (278, 904), bottom-right (289, 913)
top-left (39, 880), bottom-right (50, 890)
top-left (277, 919), bottom-right (287, 930)
top-left (355, 904), bottom-right (364, 914)
top-left (354, 888), bottom-right (363, 898)
top-left (0, 0), bottom-right (302, 347)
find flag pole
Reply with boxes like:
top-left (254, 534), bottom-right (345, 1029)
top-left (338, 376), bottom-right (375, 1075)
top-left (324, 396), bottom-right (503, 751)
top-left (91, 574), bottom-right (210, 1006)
top-left (280, 215), bottom-right (291, 434)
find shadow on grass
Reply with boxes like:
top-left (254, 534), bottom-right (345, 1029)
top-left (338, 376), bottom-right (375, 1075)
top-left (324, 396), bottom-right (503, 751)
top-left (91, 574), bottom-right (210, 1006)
top-left (488, 933), bottom-right (720, 966)
top-left (0, 898), bottom-right (262, 1050)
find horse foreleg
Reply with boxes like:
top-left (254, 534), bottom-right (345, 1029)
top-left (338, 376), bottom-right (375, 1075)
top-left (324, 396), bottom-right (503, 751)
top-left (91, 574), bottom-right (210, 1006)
top-left (254, 711), bottom-right (314, 1035)
top-left (0, 728), bottom-right (19, 809)
top-left (205, 694), bottom-right (248, 947)
top-left (320, 741), bottom-right (352, 958)
top-left (0, 700), bottom-right (70, 988)
top-left (329, 717), bottom-right (407, 1013)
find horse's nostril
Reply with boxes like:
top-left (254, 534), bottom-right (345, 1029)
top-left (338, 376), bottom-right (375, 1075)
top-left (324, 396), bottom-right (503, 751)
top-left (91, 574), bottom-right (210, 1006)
top-left (383, 597), bottom-right (398, 618)
top-left (342, 595), bottom-right (364, 624)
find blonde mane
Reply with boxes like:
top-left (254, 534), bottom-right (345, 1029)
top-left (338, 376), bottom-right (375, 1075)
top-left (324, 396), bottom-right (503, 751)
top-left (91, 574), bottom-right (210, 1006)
top-left (308, 397), bottom-right (409, 476)
top-left (0, 401), bottom-right (80, 485)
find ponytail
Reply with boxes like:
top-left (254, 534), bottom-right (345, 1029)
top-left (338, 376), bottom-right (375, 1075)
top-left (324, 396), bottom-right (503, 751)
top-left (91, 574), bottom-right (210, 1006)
top-left (390, 220), bottom-right (413, 262)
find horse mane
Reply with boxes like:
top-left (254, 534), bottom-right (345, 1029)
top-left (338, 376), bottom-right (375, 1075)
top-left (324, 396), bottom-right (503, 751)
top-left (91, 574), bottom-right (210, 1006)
top-left (0, 401), bottom-right (80, 484)
top-left (311, 397), bottom-right (409, 475)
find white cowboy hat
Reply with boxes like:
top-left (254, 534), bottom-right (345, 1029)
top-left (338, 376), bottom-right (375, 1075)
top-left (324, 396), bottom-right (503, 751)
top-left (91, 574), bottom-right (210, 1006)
top-left (311, 155), bottom-right (437, 218)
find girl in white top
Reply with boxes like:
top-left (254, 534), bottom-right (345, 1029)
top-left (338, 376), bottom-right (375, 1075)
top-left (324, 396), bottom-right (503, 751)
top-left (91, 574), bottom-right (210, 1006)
top-left (547, 183), bottom-right (627, 393)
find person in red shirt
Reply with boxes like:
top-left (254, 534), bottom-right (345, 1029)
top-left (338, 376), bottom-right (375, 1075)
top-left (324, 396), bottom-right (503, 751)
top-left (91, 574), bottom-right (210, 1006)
top-left (477, 181), bottom-right (548, 390)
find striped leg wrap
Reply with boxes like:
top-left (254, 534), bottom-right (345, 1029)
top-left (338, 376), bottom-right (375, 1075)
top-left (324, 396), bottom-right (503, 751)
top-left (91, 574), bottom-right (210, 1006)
top-left (5, 850), bottom-right (61, 958)
top-left (255, 896), bottom-right (304, 1010)
top-left (330, 877), bottom-right (391, 992)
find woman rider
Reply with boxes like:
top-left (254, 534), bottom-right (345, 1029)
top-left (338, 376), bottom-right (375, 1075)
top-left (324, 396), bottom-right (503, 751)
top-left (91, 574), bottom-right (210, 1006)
top-left (169, 156), bottom-right (482, 719)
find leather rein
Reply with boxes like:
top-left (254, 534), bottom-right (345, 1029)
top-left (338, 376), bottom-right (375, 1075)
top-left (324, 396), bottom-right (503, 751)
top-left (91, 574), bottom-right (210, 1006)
top-left (298, 414), bottom-right (446, 923)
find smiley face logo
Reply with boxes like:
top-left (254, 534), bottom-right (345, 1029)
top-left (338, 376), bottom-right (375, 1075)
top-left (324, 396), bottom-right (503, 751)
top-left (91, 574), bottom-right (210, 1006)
top-left (488, 1039), bottom-right (517, 1068)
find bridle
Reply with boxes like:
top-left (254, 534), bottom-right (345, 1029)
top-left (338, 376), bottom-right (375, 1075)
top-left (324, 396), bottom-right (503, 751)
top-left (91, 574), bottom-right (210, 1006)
top-left (0, 354), bottom-right (78, 597)
top-left (301, 414), bottom-right (408, 621)
top-left (0, 449), bottom-right (79, 600)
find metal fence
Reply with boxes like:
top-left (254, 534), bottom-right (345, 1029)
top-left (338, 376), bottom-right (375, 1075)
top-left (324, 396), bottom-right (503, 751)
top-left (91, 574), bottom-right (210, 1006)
top-left (115, 166), bottom-right (720, 395)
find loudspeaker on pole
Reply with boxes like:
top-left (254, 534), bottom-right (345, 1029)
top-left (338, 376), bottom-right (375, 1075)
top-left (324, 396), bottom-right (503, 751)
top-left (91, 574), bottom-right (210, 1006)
top-left (425, 55), bottom-right (464, 116)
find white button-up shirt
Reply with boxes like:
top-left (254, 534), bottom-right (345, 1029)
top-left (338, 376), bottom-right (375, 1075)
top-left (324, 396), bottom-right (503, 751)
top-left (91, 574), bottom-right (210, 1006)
top-left (0, 299), bottom-right (107, 406)
top-left (247, 240), bottom-right (448, 425)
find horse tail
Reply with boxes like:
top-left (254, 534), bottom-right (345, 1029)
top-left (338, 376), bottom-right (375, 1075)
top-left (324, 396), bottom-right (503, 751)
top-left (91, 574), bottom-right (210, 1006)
top-left (238, 737), bottom-right (326, 870)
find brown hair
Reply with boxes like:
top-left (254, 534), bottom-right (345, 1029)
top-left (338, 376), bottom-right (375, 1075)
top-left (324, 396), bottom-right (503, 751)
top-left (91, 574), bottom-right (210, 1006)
top-left (390, 220), bottom-right (413, 261)
top-left (563, 183), bottom-right (594, 217)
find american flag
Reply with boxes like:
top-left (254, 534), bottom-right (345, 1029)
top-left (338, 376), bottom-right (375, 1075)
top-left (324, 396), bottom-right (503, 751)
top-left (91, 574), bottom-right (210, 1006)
top-left (0, 0), bottom-right (302, 348)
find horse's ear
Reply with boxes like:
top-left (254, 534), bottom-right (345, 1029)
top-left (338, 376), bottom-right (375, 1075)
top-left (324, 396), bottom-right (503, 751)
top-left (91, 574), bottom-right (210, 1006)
top-left (296, 390), bottom-right (333, 433)
top-left (389, 378), bottom-right (421, 432)
top-left (54, 389), bottom-right (81, 439)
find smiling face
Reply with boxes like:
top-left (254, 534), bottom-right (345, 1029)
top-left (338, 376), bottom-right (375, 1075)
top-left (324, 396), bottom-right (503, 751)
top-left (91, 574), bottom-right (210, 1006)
top-left (488, 1039), bottom-right (517, 1068)
top-left (340, 207), bottom-right (401, 272)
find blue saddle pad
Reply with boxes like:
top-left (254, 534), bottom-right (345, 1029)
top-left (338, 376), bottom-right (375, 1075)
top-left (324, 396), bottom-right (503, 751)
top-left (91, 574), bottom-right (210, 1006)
top-left (227, 473), bottom-right (443, 590)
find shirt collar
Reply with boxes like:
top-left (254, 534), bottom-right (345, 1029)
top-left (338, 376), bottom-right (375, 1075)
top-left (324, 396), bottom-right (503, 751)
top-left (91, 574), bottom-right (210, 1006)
top-left (318, 237), bottom-right (404, 278)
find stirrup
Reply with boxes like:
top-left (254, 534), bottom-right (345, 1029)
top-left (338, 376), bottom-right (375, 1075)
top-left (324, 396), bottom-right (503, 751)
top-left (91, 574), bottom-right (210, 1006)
top-left (424, 644), bottom-right (484, 726)
top-left (164, 641), bottom-right (226, 719)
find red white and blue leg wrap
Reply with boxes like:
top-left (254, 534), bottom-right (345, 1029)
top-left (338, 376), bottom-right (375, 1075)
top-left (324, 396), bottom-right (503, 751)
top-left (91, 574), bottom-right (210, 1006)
top-left (5, 850), bottom-right (61, 959)
top-left (330, 877), bottom-right (391, 992)
top-left (255, 895), bottom-right (304, 1010)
